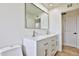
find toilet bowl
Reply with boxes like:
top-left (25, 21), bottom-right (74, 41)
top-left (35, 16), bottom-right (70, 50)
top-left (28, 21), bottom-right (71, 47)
top-left (0, 45), bottom-right (23, 56)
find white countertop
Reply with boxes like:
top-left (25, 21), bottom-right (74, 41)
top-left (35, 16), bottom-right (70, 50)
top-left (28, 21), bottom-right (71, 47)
top-left (24, 33), bottom-right (57, 41)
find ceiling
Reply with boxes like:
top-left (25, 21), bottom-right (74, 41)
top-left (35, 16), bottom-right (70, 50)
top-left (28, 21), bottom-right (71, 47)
top-left (26, 3), bottom-right (79, 17)
top-left (42, 3), bottom-right (72, 10)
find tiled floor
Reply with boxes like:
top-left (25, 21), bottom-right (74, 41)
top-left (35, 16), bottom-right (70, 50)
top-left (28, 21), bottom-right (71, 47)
top-left (55, 46), bottom-right (79, 56)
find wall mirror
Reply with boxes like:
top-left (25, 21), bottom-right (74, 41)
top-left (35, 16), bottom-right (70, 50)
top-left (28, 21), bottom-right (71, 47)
top-left (25, 3), bottom-right (49, 29)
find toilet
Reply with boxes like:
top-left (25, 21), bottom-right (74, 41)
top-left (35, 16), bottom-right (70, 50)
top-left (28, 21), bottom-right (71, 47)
top-left (0, 45), bottom-right (23, 56)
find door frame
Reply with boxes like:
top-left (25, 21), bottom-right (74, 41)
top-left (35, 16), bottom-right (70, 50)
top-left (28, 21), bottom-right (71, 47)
top-left (61, 9), bottom-right (79, 48)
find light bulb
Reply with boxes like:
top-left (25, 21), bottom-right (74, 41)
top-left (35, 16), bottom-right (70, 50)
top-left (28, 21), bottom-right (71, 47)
top-left (49, 4), bottom-right (53, 7)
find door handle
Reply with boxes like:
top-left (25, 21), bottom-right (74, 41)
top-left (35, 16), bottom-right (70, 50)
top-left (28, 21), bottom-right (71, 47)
top-left (73, 32), bottom-right (77, 34)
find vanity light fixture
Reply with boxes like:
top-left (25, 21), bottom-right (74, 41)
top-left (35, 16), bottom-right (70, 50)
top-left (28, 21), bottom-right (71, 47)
top-left (48, 4), bottom-right (53, 7)
top-left (67, 3), bottom-right (72, 8)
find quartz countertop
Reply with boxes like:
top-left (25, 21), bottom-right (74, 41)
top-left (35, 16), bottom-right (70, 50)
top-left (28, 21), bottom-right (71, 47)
top-left (24, 33), bottom-right (57, 41)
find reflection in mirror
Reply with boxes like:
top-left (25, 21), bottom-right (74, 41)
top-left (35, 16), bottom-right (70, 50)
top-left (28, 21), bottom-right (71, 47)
top-left (25, 3), bottom-right (48, 29)
top-left (35, 18), bottom-right (41, 29)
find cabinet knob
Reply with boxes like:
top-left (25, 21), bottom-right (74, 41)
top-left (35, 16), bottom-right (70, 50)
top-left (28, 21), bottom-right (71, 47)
top-left (44, 43), bottom-right (48, 46)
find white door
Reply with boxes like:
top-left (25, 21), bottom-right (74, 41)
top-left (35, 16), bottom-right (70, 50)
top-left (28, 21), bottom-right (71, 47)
top-left (63, 15), bottom-right (77, 47)
top-left (77, 15), bottom-right (79, 48)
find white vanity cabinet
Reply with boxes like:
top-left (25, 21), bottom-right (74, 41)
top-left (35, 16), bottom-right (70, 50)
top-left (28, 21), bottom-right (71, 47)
top-left (23, 34), bottom-right (58, 56)
top-left (37, 35), bottom-right (57, 56)
top-left (37, 38), bottom-right (49, 56)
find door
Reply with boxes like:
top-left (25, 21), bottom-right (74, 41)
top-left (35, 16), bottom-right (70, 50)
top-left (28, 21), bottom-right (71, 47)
top-left (77, 15), bottom-right (79, 48)
top-left (63, 15), bottom-right (77, 47)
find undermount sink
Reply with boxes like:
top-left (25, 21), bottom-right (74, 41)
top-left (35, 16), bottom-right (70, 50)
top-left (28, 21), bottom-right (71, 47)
top-left (24, 33), bottom-right (57, 42)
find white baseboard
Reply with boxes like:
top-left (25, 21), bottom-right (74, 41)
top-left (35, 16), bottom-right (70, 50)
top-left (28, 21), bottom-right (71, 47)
top-left (63, 43), bottom-right (70, 46)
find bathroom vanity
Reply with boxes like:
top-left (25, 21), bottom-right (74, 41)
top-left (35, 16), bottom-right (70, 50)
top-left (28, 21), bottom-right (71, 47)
top-left (23, 34), bottom-right (58, 56)
top-left (24, 3), bottom-right (58, 56)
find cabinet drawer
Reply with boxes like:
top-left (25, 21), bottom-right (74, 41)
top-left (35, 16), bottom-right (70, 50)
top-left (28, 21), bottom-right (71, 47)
top-left (37, 38), bottom-right (49, 47)
top-left (37, 39), bottom-right (50, 56)
top-left (50, 36), bottom-right (57, 41)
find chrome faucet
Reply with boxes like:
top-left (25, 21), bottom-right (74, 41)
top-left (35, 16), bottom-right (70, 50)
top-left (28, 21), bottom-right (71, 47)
top-left (32, 30), bottom-right (35, 37)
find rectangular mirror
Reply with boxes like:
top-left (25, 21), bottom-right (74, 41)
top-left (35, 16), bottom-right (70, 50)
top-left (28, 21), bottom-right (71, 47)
top-left (25, 3), bottom-right (48, 29)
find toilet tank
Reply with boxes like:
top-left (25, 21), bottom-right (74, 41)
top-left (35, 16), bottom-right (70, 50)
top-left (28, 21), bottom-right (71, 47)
top-left (0, 45), bottom-right (23, 56)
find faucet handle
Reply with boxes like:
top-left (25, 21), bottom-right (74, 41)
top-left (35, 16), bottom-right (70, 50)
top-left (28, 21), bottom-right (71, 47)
top-left (32, 30), bottom-right (35, 37)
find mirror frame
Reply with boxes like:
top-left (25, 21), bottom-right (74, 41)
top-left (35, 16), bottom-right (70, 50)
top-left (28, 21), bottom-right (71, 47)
top-left (25, 3), bottom-right (49, 30)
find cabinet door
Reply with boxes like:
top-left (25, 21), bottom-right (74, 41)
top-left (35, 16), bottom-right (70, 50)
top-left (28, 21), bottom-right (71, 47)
top-left (37, 39), bottom-right (49, 56)
top-left (48, 37), bottom-right (57, 56)
top-left (37, 44), bottom-right (49, 56)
